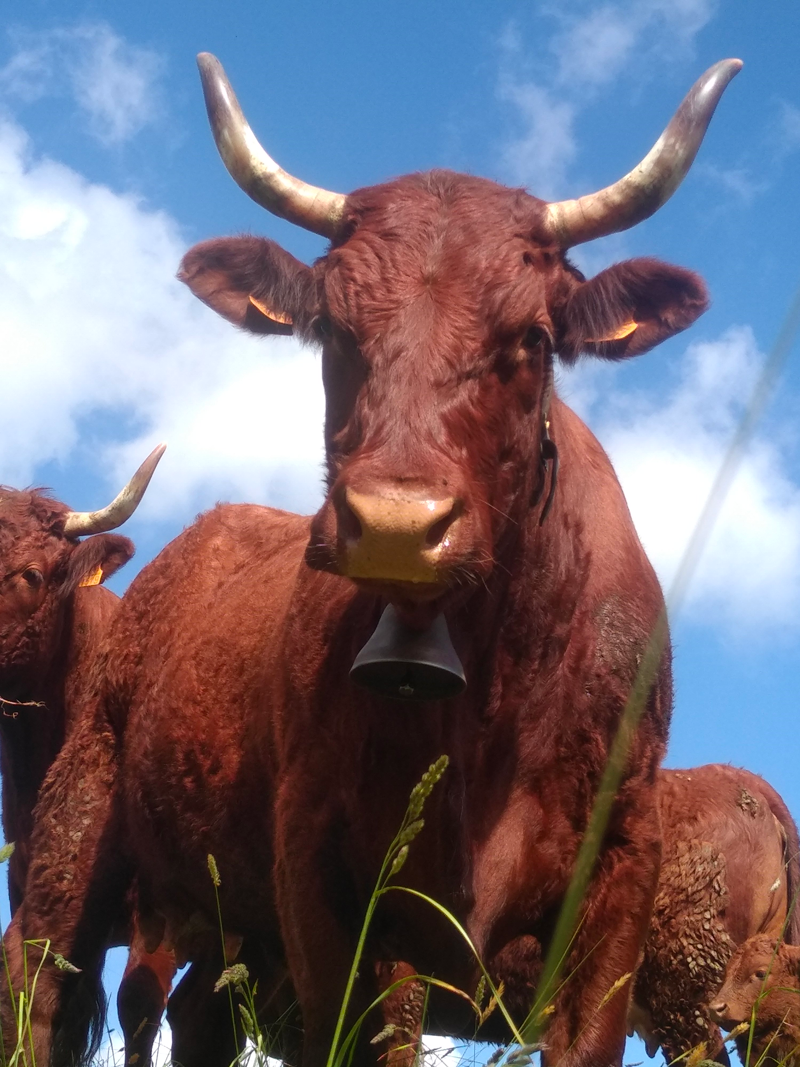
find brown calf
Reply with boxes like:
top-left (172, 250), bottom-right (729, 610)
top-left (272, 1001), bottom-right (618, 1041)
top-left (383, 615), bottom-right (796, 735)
top-left (710, 935), bottom-right (800, 1065)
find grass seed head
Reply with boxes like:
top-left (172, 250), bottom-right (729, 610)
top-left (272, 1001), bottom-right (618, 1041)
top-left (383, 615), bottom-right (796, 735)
top-left (408, 756), bottom-right (449, 818)
top-left (214, 962), bottom-right (250, 993)
top-left (238, 1002), bottom-right (255, 1039)
top-left (596, 971), bottom-right (632, 1011)
top-left (207, 853), bottom-right (221, 887)
top-left (390, 846), bottom-right (409, 877)
top-left (53, 953), bottom-right (81, 973)
top-left (370, 1024), bottom-right (398, 1045)
top-left (398, 819), bottom-right (425, 847)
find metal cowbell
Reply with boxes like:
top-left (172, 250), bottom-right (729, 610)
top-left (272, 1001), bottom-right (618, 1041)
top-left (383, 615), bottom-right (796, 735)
top-left (350, 604), bottom-right (467, 702)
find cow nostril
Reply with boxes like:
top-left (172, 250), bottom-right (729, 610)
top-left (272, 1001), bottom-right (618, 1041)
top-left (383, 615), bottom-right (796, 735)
top-left (338, 497), bottom-right (363, 543)
top-left (709, 1001), bottom-right (727, 1017)
top-left (425, 501), bottom-right (462, 549)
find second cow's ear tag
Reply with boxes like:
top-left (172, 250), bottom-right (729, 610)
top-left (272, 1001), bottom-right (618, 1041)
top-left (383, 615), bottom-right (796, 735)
top-left (246, 295), bottom-right (294, 335)
top-left (79, 565), bottom-right (104, 588)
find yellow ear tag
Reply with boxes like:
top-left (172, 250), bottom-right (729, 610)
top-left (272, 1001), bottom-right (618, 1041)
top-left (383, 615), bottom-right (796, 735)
top-left (248, 295), bottom-right (293, 326)
top-left (79, 566), bottom-right (104, 588)
top-left (587, 320), bottom-right (638, 343)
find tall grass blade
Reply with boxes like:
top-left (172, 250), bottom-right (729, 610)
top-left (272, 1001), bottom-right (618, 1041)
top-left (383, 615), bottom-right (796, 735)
top-left (523, 282), bottom-right (800, 1046)
top-left (325, 757), bottom-right (450, 1067)
top-left (385, 887), bottom-right (523, 1046)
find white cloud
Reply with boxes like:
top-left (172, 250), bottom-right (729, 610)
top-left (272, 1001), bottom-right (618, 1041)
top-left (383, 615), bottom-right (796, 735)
top-left (0, 23), bottom-right (163, 145)
top-left (772, 100), bottom-right (800, 158)
top-left (0, 117), bottom-right (326, 519)
top-left (694, 161), bottom-right (767, 203)
top-left (496, 0), bottom-right (718, 197)
top-left (546, 0), bottom-right (718, 89)
top-left (497, 81), bottom-right (577, 197)
top-left (1, 112), bottom-right (798, 637)
top-left (562, 327), bottom-right (800, 633)
top-left (549, 4), bottom-right (639, 90)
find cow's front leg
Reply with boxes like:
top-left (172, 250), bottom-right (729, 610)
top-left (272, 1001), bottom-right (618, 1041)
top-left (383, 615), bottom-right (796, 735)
top-left (117, 925), bottom-right (175, 1067)
top-left (0, 711), bottom-right (128, 1067)
top-left (540, 802), bottom-right (661, 1067)
top-left (374, 960), bottom-right (426, 1067)
top-left (167, 954), bottom-right (241, 1067)
top-left (274, 795), bottom-right (385, 1067)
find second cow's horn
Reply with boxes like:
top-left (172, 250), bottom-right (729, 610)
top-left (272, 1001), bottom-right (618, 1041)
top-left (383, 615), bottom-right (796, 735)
top-left (63, 444), bottom-right (166, 537)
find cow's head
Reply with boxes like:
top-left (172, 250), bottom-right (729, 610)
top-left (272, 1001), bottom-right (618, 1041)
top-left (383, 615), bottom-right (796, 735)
top-left (180, 56), bottom-right (740, 621)
top-left (0, 446), bottom-right (164, 698)
top-left (709, 935), bottom-right (800, 1033)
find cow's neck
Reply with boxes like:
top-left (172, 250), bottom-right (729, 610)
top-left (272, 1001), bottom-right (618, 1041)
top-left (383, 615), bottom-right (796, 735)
top-left (0, 607), bottom-right (72, 858)
top-left (449, 405), bottom-right (568, 656)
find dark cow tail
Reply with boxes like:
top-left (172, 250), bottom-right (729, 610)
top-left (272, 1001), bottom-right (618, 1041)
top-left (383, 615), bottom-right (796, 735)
top-left (782, 814), bottom-right (800, 946)
top-left (763, 784), bottom-right (800, 945)
top-left (50, 970), bottom-right (107, 1067)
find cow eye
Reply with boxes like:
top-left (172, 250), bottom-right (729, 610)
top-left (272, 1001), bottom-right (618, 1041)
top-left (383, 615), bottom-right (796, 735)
top-left (314, 315), bottom-right (333, 340)
top-left (21, 567), bottom-right (43, 588)
top-left (755, 968), bottom-right (769, 980)
top-left (523, 325), bottom-right (553, 351)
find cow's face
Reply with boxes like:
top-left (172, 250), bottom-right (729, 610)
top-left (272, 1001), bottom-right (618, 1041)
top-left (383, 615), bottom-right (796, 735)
top-left (181, 172), bottom-right (706, 615)
top-left (0, 494), bottom-right (132, 690)
top-left (709, 937), bottom-right (800, 1032)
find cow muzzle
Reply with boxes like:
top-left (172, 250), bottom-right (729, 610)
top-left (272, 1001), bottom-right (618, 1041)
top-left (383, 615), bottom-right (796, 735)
top-left (339, 488), bottom-right (462, 584)
top-left (707, 999), bottom-right (736, 1029)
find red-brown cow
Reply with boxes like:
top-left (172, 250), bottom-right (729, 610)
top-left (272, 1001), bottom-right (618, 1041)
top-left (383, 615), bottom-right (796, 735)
top-left (0, 449), bottom-right (174, 1065)
top-left (631, 765), bottom-right (800, 1065)
top-left (709, 936), bottom-right (800, 1066)
top-left (6, 57), bottom-right (741, 1067)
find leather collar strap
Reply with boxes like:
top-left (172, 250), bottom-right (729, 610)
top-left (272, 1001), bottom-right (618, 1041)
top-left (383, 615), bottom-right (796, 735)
top-left (530, 353), bottom-right (559, 524)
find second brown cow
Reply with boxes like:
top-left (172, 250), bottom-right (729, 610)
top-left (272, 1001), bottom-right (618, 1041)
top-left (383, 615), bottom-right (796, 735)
top-left (631, 764), bottom-right (800, 1065)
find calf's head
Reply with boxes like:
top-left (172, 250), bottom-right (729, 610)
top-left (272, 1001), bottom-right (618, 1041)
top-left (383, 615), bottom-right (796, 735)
top-left (709, 935), bottom-right (800, 1034)
top-left (0, 446), bottom-right (164, 697)
top-left (180, 55), bottom-right (740, 616)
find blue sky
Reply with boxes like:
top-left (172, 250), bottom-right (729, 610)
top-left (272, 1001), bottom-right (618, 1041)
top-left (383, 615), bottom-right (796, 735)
top-left (1, 1), bottom-right (799, 1064)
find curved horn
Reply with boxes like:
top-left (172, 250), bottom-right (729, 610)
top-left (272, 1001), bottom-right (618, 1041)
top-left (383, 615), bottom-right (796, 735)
top-left (197, 52), bottom-right (346, 238)
top-left (543, 59), bottom-right (743, 247)
top-left (63, 444), bottom-right (166, 537)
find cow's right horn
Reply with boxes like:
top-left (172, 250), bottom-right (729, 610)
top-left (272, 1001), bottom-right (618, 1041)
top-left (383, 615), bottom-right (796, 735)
top-left (542, 59), bottom-right (742, 247)
top-left (63, 444), bottom-right (166, 537)
top-left (197, 52), bottom-right (346, 239)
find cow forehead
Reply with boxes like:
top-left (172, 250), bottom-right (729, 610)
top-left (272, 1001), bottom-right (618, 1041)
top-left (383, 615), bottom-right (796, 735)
top-left (0, 493), bottom-right (70, 553)
top-left (731, 940), bottom-right (783, 977)
top-left (343, 169), bottom-right (548, 232)
top-left (323, 173), bottom-right (558, 350)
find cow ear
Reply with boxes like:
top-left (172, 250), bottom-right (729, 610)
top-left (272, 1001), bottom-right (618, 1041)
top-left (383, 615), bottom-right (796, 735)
top-left (63, 534), bottom-right (135, 597)
top-left (178, 236), bottom-right (312, 336)
top-left (784, 944), bottom-right (800, 977)
top-left (558, 257), bottom-right (708, 363)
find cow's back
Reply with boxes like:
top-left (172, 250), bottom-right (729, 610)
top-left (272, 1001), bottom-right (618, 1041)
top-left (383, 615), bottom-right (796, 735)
top-left (658, 765), bottom-right (791, 943)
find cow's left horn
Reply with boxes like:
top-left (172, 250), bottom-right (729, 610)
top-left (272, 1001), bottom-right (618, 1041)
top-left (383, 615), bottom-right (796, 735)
top-left (542, 59), bottom-right (742, 247)
top-left (197, 53), bottom-right (346, 238)
top-left (63, 444), bottom-right (166, 537)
